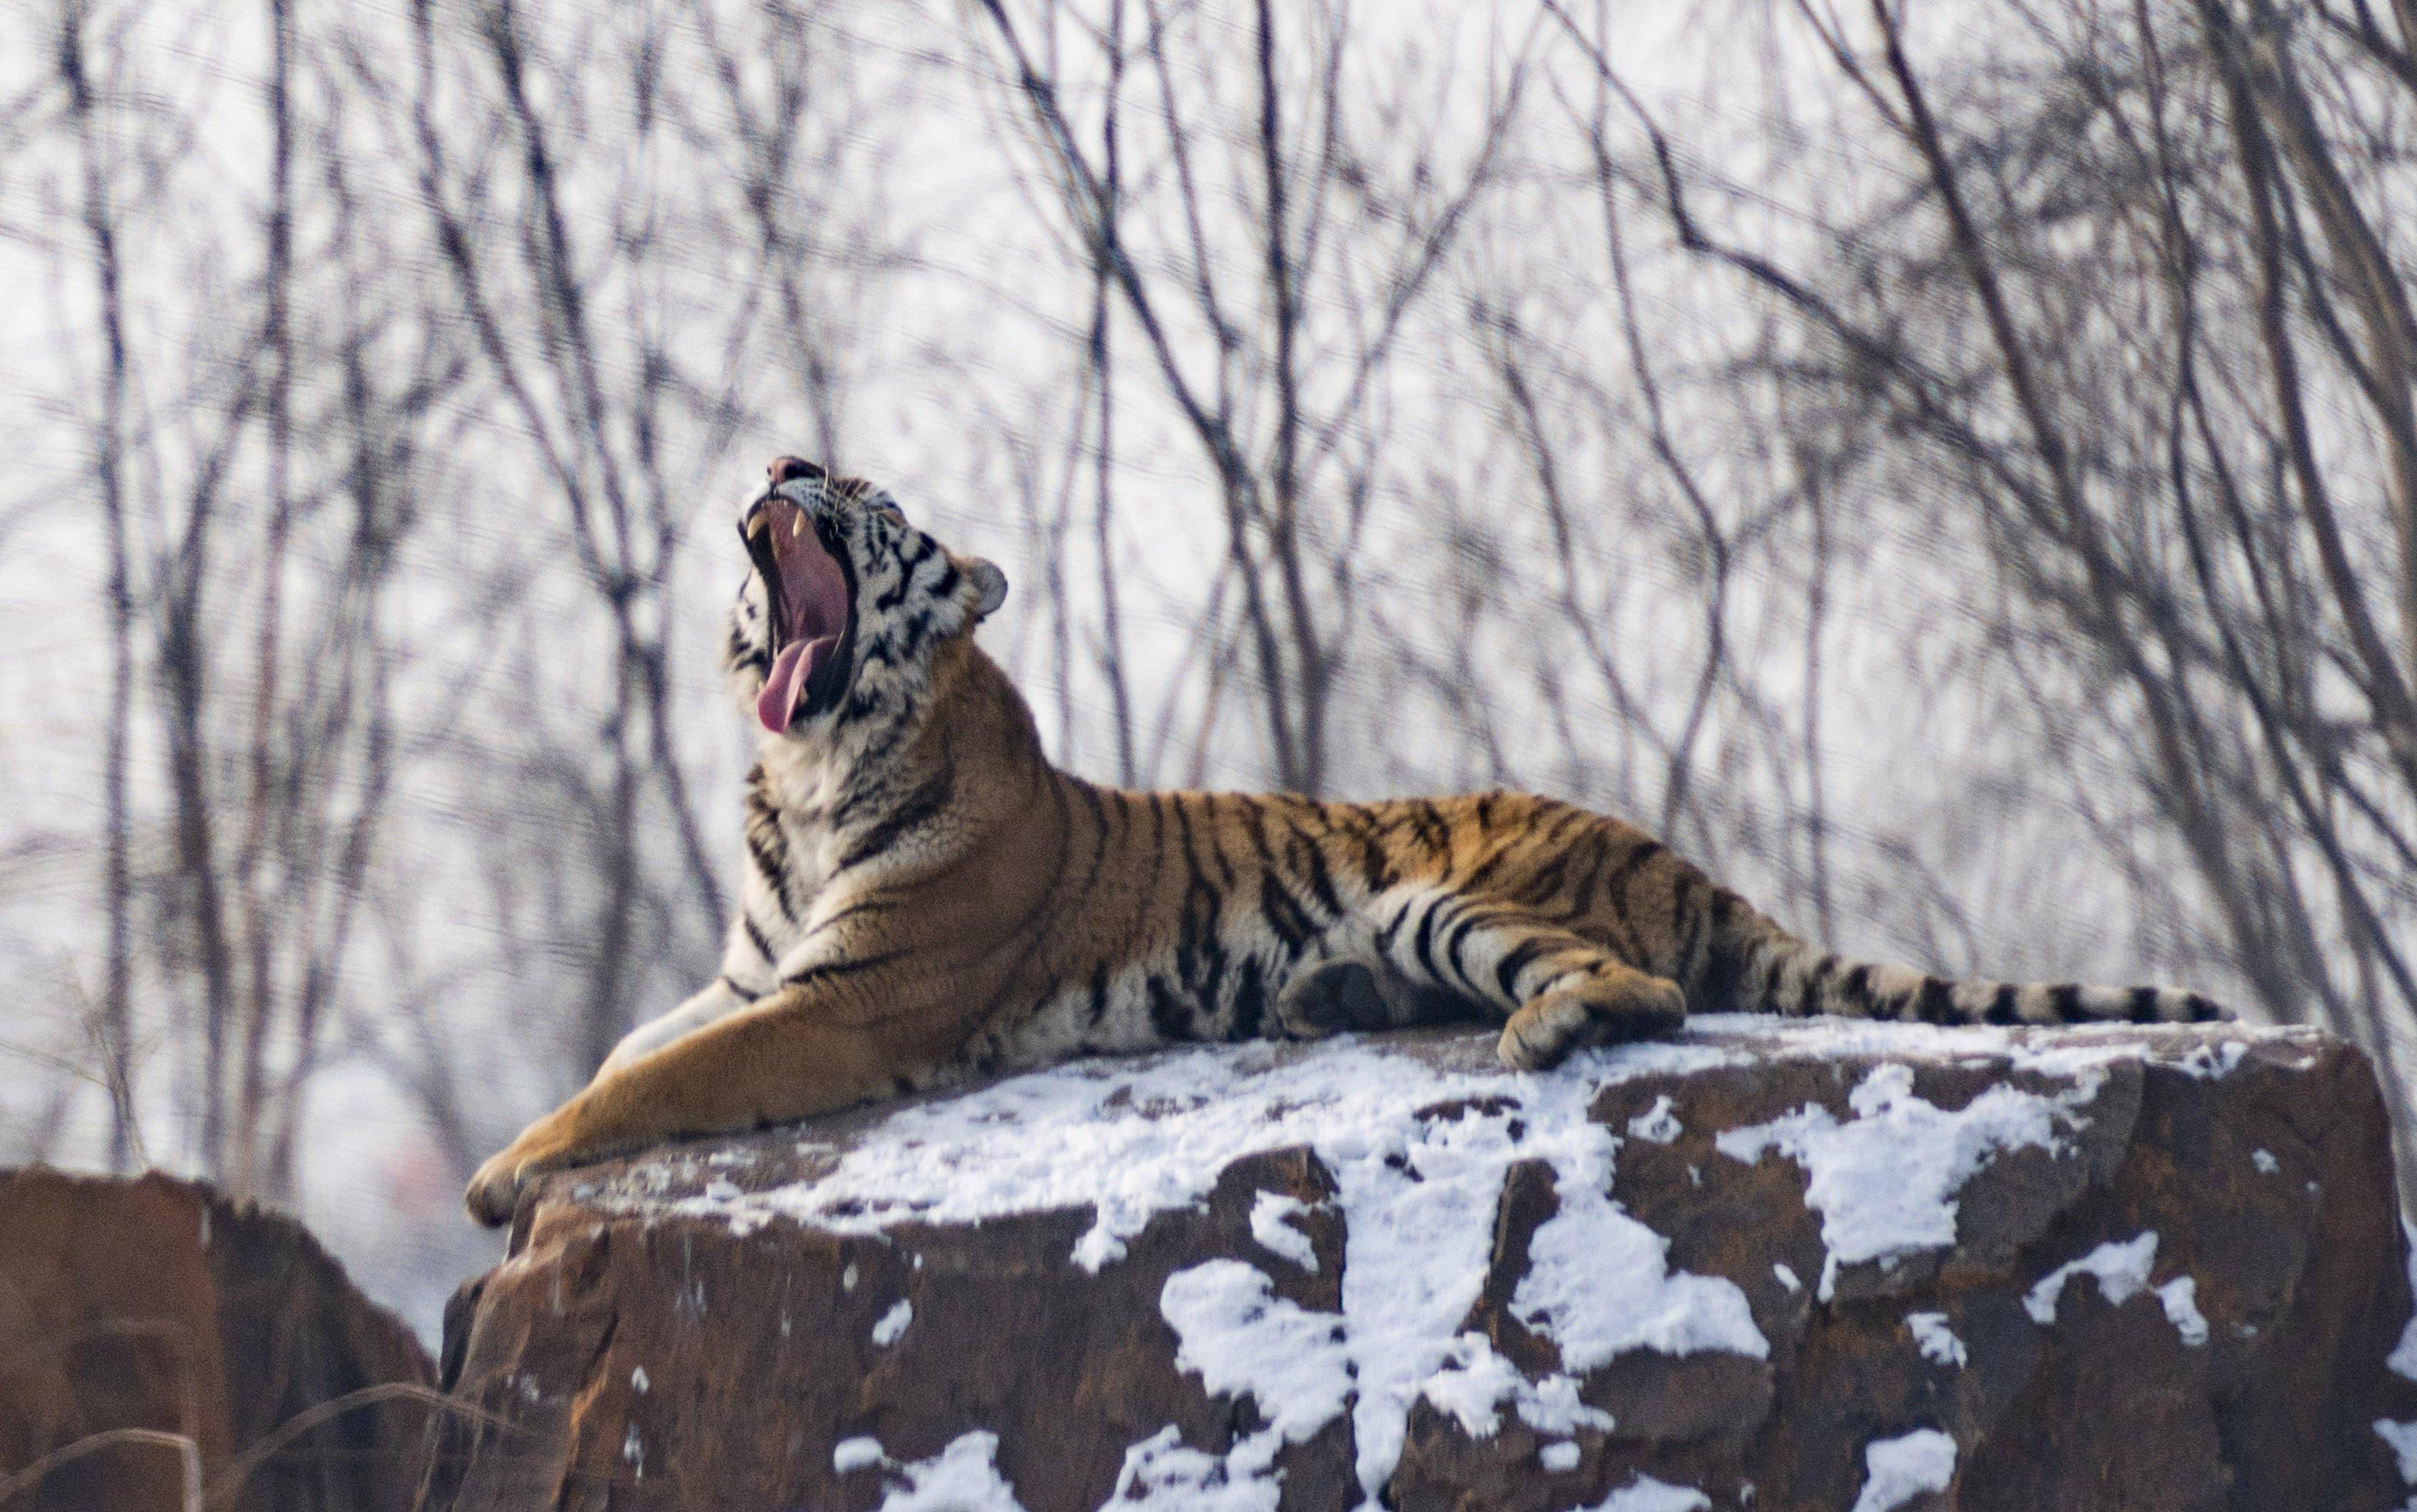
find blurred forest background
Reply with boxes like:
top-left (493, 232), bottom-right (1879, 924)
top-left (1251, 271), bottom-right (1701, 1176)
top-left (4, 0), bottom-right (2416, 1339)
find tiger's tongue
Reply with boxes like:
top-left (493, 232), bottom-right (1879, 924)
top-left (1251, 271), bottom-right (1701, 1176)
top-left (756, 637), bottom-right (835, 734)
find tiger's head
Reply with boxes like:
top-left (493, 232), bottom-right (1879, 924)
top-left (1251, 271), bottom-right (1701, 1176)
top-left (726, 457), bottom-right (1008, 747)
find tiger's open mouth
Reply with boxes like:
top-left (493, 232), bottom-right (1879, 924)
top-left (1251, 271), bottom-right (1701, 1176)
top-left (744, 496), bottom-right (856, 734)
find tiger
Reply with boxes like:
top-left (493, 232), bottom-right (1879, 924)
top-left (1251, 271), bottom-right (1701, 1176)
top-left (464, 457), bottom-right (2225, 1226)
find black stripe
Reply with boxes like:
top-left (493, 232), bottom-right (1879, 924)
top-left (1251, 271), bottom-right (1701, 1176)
top-left (1515, 851), bottom-right (1576, 908)
top-left (1915, 977), bottom-right (1959, 1024)
top-left (1601, 841), bottom-right (1666, 906)
top-left (1411, 900), bottom-right (1446, 983)
top-left (1986, 983), bottom-right (2021, 1024)
top-left (1406, 801), bottom-right (1451, 859)
top-left (1229, 957), bottom-right (1268, 1041)
top-left (2048, 983), bottom-right (2086, 1021)
top-left (1278, 815), bottom-right (1343, 920)
top-left (1086, 965), bottom-right (1114, 1026)
top-left (1145, 973), bottom-right (1194, 1041)
top-left (1258, 872), bottom-right (1313, 953)
top-left (1461, 841), bottom-right (1516, 895)
top-left (1496, 936), bottom-right (1550, 1002)
top-left (1565, 834), bottom-right (1616, 917)
top-left (1070, 776), bottom-right (1109, 831)
top-left (2122, 986), bottom-right (2159, 1023)
top-left (743, 913), bottom-right (778, 964)
top-left (2186, 993), bottom-right (2223, 1022)
top-left (746, 826), bottom-right (796, 922)
top-left (784, 948), bottom-right (907, 989)
top-left (835, 766), bottom-right (955, 872)
top-left (1349, 812), bottom-right (1393, 891)
top-left (1757, 949), bottom-right (1789, 1010)
top-left (801, 896), bottom-right (894, 942)
top-left (1441, 909), bottom-right (1489, 993)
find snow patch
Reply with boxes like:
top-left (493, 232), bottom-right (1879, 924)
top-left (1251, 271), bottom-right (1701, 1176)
top-left (1512, 1157), bottom-right (1766, 1367)
top-left (2377, 1419), bottom-right (2417, 1484)
top-left (839, 1431), bottom-right (1025, 1512)
top-left (1418, 1332), bottom-right (1612, 1439)
top-left (2156, 1276), bottom-right (2209, 1346)
top-left (1906, 1312), bottom-right (1966, 1368)
top-left (1585, 1474), bottom-right (1712, 1512)
top-left (1627, 1095), bottom-right (1682, 1143)
top-left (2026, 1233), bottom-right (2158, 1323)
top-left (1109, 1425), bottom-right (1278, 1512)
top-left (833, 1436), bottom-right (885, 1474)
top-left (1850, 1428), bottom-right (1956, 1512)
top-left (629, 1365), bottom-right (649, 1394)
top-left (1540, 1441), bottom-right (1582, 1472)
top-left (1159, 1261), bottom-right (1353, 1441)
top-left (2251, 1148), bottom-right (2280, 1175)
top-left (873, 1298), bottom-right (913, 1347)
top-left (668, 1037), bottom-right (1726, 1270)
top-left (1716, 1062), bottom-right (2100, 1299)
top-left (1249, 1192), bottom-right (1319, 1272)
top-left (1773, 1263), bottom-right (1801, 1293)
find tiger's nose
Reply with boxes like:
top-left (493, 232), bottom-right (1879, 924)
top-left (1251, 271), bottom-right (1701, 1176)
top-left (769, 456), bottom-right (824, 486)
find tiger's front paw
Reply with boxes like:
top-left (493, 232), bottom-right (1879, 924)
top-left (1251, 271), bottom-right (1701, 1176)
top-left (464, 1148), bottom-right (534, 1228)
top-left (465, 1119), bottom-right (577, 1228)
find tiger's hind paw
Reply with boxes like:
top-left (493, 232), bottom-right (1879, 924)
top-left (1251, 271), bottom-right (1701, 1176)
top-left (1496, 977), bottom-right (1685, 1071)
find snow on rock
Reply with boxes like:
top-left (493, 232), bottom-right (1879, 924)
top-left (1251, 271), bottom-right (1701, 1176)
top-left (1511, 1153), bottom-right (1765, 1368)
top-left (1249, 1192), bottom-right (1320, 1272)
top-left (2156, 1276), bottom-right (2210, 1347)
top-left (1627, 1095), bottom-right (1683, 1144)
top-left (872, 1298), bottom-right (914, 1346)
top-left (421, 1016), bottom-right (2417, 1512)
top-left (1585, 1473), bottom-right (1712, 1512)
top-left (1716, 1062), bottom-right (2098, 1300)
top-left (1159, 1261), bottom-right (1353, 1442)
top-left (664, 1036), bottom-right (1734, 1269)
top-left (1906, 1311), bottom-right (1967, 1368)
top-left (1418, 1331), bottom-right (1612, 1441)
top-left (1109, 1424), bottom-right (1281, 1512)
top-left (2376, 1418), bottom-right (2417, 1485)
top-left (1849, 1428), bottom-right (1956, 1512)
top-left (2025, 1232), bottom-right (2159, 1323)
top-left (834, 1436), bottom-right (886, 1474)
top-left (863, 1431), bottom-right (1027, 1512)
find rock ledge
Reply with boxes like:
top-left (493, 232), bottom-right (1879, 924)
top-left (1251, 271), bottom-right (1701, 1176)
top-left (424, 1018), bottom-right (2417, 1511)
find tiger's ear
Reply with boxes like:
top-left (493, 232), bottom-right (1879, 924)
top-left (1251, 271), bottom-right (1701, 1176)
top-left (964, 556), bottom-right (1009, 621)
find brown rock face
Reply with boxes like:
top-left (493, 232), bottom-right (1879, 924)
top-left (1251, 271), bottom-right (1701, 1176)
top-left (0, 1168), bottom-right (434, 1512)
top-left (419, 1022), bottom-right (2417, 1511)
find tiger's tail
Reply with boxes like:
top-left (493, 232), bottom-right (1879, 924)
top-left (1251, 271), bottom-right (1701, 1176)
top-left (1713, 931), bottom-right (2226, 1027)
